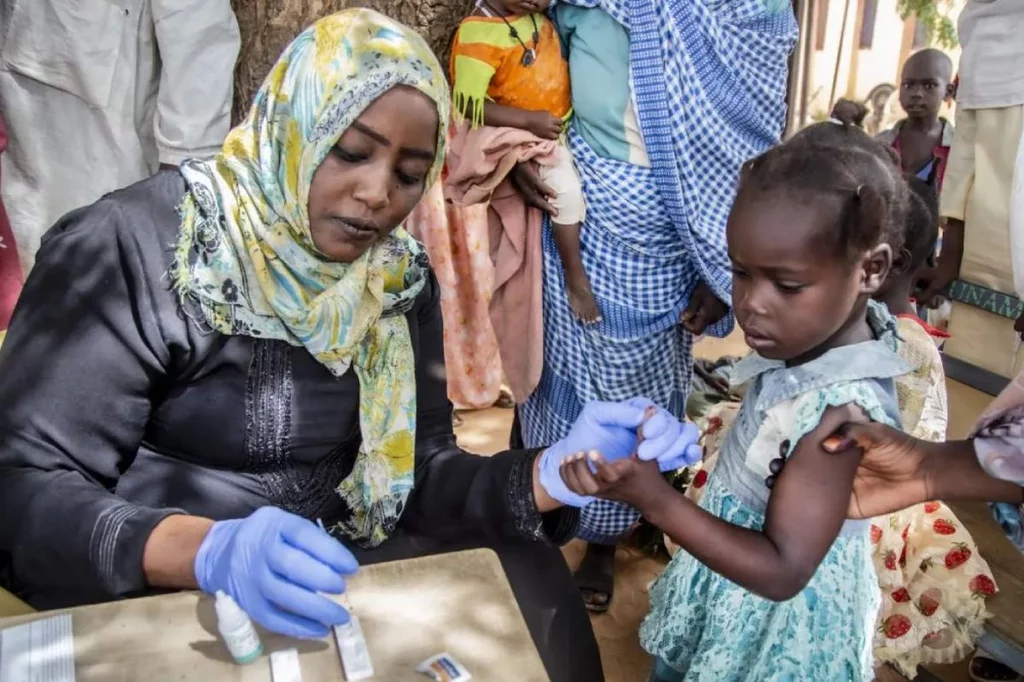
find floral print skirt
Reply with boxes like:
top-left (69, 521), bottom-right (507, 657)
top-left (643, 473), bottom-right (880, 682)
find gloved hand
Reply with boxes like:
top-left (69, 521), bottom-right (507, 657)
top-left (538, 399), bottom-right (704, 507)
top-left (538, 399), bottom-right (651, 506)
top-left (194, 507), bottom-right (358, 639)
top-left (636, 408), bottom-right (703, 472)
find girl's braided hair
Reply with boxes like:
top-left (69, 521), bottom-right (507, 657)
top-left (737, 122), bottom-right (909, 264)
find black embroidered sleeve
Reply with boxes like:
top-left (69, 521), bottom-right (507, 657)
top-left (507, 449), bottom-right (580, 544)
top-left (404, 272), bottom-right (579, 545)
top-left (0, 186), bottom-right (190, 604)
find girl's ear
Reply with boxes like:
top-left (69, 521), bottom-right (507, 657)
top-left (860, 244), bottom-right (893, 296)
top-left (892, 247), bottom-right (913, 276)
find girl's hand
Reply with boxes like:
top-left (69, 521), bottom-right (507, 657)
top-left (560, 451), bottom-right (671, 510)
top-left (527, 111), bottom-right (564, 140)
top-left (509, 162), bottom-right (556, 214)
top-left (537, 399), bottom-right (661, 508)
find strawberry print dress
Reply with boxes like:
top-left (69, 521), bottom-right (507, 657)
top-left (868, 317), bottom-right (995, 677)
top-left (641, 302), bottom-right (908, 682)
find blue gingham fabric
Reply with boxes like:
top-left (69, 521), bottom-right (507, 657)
top-left (519, 130), bottom-right (698, 542)
top-left (521, 0), bottom-right (797, 543)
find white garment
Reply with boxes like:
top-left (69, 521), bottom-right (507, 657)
top-left (956, 0), bottom-right (1024, 110)
top-left (0, 0), bottom-right (240, 273)
top-left (1010, 113), bottom-right (1024, 300)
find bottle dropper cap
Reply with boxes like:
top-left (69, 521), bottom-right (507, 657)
top-left (215, 590), bottom-right (248, 630)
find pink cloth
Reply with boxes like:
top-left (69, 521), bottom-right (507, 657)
top-left (0, 115), bottom-right (23, 331)
top-left (406, 184), bottom-right (504, 410)
top-left (444, 123), bottom-right (545, 404)
top-left (444, 124), bottom-right (559, 206)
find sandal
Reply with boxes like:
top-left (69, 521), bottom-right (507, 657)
top-left (574, 543), bottom-right (616, 613)
top-left (970, 653), bottom-right (1023, 682)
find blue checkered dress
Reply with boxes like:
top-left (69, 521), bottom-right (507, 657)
top-left (520, 0), bottom-right (797, 543)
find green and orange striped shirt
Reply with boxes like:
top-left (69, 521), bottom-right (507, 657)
top-left (449, 13), bottom-right (572, 128)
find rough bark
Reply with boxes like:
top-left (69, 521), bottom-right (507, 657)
top-left (230, 0), bottom-right (473, 122)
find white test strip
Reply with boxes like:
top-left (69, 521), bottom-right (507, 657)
top-left (269, 648), bottom-right (302, 682)
top-left (0, 614), bottom-right (75, 682)
top-left (334, 616), bottom-right (374, 681)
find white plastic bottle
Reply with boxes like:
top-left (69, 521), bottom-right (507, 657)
top-left (215, 590), bottom-right (264, 664)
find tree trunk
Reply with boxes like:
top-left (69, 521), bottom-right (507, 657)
top-left (230, 0), bottom-right (473, 122)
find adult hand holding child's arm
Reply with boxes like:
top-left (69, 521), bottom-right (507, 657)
top-left (822, 420), bottom-right (1024, 518)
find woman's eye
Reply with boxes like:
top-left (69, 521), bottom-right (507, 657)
top-left (332, 147), bottom-right (365, 163)
top-left (730, 267), bottom-right (749, 279)
top-left (396, 171), bottom-right (425, 187)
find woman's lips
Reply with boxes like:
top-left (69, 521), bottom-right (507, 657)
top-left (336, 218), bottom-right (379, 242)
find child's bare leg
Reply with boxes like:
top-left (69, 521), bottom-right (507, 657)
top-left (552, 221), bottom-right (600, 323)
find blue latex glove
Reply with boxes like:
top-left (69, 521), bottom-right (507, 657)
top-left (538, 398), bottom-right (657, 506)
top-left (194, 507), bottom-right (358, 639)
top-left (636, 408), bottom-right (703, 472)
top-left (538, 399), bottom-right (703, 507)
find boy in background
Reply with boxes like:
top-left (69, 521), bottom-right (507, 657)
top-left (876, 49), bottom-right (955, 193)
top-left (917, 0), bottom-right (1024, 385)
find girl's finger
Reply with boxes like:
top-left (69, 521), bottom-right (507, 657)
top-left (639, 410), bottom-right (672, 441)
top-left (821, 434), bottom-right (852, 452)
top-left (560, 453), bottom-right (588, 494)
top-left (586, 450), bottom-right (609, 468)
top-left (568, 457), bottom-right (603, 496)
top-left (639, 421), bottom-right (699, 464)
top-left (594, 457), bottom-right (624, 485)
top-left (561, 454), bottom-right (598, 491)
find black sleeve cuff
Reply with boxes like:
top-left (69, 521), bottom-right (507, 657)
top-left (90, 505), bottom-right (186, 597)
top-left (507, 449), bottom-right (580, 545)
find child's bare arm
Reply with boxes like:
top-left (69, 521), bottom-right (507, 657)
top-left (565, 404), bottom-right (862, 601)
top-left (483, 102), bottom-right (562, 139)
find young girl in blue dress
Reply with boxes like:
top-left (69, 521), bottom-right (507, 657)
top-left (561, 123), bottom-right (913, 681)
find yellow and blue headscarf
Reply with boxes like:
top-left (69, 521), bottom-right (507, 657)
top-left (172, 9), bottom-right (450, 547)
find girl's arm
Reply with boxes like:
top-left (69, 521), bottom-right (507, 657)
top-left (482, 102), bottom-right (535, 129)
top-left (650, 405), bottom-right (858, 600)
top-left (483, 102), bottom-right (563, 139)
top-left (566, 404), bottom-right (861, 601)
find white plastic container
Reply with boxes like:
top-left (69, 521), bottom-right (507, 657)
top-left (215, 590), bottom-right (264, 664)
top-left (334, 616), bottom-right (374, 680)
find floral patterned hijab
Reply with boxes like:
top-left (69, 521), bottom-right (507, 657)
top-left (171, 9), bottom-right (450, 547)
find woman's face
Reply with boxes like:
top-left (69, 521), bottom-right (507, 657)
top-left (308, 86), bottom-right (438, 263)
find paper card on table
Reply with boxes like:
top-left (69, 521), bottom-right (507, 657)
top-left (0, 614), bottom-right (75, 682)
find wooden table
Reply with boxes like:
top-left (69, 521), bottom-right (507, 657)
top-left (0, 549), bottom-right (549, 681)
